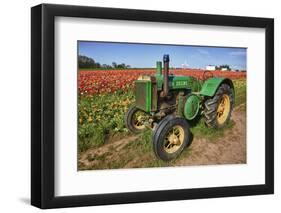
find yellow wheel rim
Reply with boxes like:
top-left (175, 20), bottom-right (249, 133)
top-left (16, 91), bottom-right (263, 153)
top-left (132, 111), bottom-right (147, 130)
top-left (163, 125), bottom-right (184, 153)
top-left (216, 94), bottom-right (231, 125)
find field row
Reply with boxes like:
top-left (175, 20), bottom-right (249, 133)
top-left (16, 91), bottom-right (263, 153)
top-left (78, 69), bottom-right (246, 96)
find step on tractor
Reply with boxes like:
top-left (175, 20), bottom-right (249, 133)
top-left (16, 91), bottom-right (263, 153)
top-left (125, 54), bottom-right (234, 161)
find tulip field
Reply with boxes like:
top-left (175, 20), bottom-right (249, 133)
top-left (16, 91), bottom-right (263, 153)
top-left (78, 69), bottom-right (246, 154)
top-left (78, 69), bottom-right (246, 96)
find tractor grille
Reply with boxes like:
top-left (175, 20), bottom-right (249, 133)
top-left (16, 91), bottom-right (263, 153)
top-left (135, 81), bottom-right (151, 112)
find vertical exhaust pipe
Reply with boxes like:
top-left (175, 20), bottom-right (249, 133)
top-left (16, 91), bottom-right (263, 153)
top-left (162, 54), bottom-right (170, 97)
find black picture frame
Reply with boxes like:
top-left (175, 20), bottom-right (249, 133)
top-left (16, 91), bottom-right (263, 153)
top-left (31, 3), bottom-right (274, 209)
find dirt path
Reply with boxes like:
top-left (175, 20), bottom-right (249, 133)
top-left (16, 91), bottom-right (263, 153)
top-left (175, 105), bottom-right (246, 166)
top-left (78, 106), bottom-right (246, 170)
top-left (78, 135), bottom-right (139, 169)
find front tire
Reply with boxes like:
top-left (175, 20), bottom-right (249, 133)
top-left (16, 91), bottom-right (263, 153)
top-left (204, 83), bottom-right (234, 128)
top-left (152, 115), bottom-right (191, 161)
top-left (124, 104), bottom-right (148, 133)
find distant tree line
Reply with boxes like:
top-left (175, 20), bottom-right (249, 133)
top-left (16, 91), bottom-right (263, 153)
top-left (215, 64), bottom-right (231, 71)
top-left (78, 55), bottom-right (131, 69)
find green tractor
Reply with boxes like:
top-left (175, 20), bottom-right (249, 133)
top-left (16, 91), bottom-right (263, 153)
top-left (125, 54), bottom-right (234, 161)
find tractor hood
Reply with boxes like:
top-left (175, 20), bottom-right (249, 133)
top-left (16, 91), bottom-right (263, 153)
top-left (155, 74), bottom-right (201, 92)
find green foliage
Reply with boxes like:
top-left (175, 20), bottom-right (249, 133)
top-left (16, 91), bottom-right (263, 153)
top-left (215, 64), bottom-right (231, 70)
top-left (78, 55), bottom-right (131, 69)
top-left (78, 55), bottom-right (98, 69)
top-left (127, 129), bottom-right (152, 153)
top-left (191, 119), bottom-right (235, 141)
top-left (233, 80), bottom-right (246, 107)
top-left (78, 124), bottom-right (105, 152)
top-left (78, 89), bottom-right (135, 152)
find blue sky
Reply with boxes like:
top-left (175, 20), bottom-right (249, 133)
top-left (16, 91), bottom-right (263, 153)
top-left (78, 41), bottom-right (247, 70)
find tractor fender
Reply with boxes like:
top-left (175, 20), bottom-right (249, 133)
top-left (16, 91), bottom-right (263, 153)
top-left (199, 77), bottom-right (234, 97)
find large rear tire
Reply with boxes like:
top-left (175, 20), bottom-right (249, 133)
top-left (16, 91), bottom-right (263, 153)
top-left (204, 83), bottom-right (234, 128)
top-left (152, 115), bottom-right (191, 161)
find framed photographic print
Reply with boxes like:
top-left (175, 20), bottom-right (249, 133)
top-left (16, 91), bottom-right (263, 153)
top-left (31, 3), bottom-right (274, 209)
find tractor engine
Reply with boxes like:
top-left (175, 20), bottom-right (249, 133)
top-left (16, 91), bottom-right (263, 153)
top-left (135, 54), bottom-right (201, 119)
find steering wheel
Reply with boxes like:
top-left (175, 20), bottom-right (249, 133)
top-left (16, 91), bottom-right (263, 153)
top-left (202, 71), bottom-right (214, 81)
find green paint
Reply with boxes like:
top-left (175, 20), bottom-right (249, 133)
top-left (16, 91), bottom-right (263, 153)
top-left (192, 79), bottom-right (202, 92)
top-left (155, 75), bottom-right (201, 91)
top-left (200, 77), bottom-right (226, 97)
top-left (135, 80), bottom-right (152, 112)
top-left (184, 94), bottom-right (201, 120)
top-left (177, 93), bottom-right (185, 117)
top-left (156, 61), bottom-right (162, 75)
top-left (146, 82), bottom-right (152, 112)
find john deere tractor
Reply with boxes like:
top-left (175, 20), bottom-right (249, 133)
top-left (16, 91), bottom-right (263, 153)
top-left (125, 54), bottom-right (234, 161)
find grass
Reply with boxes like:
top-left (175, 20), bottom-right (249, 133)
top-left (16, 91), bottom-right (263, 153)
top-left (78, 89), bottom-right (135, 152)
top-left (191, 119), bottom-right (235, 142)
top-left (78, 79), bottom-right (246, 170)
top-left (233, 79), bottom-right (247, 108)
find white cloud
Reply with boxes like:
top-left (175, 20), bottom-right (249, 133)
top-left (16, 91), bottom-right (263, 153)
top-left (229, 50), bottom-right (246, 56)
top-left (197, 49), bottom-right (210, 55)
